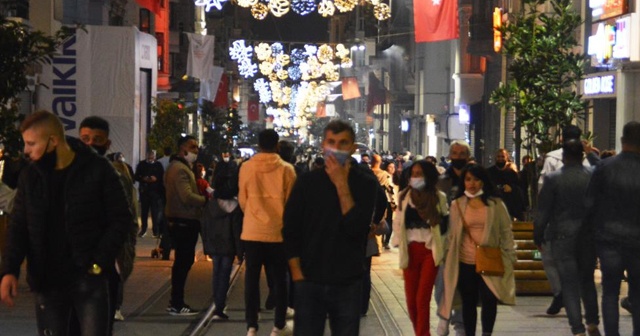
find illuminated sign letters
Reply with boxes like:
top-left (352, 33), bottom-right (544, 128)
top-left (583, 75), bottom-right (615, 96)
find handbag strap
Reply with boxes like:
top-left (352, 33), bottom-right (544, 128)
top-left (456, 201), bottom-right (480, 247)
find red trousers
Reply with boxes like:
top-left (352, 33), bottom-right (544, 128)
top-left (403, 242), bottom-right (438, 336)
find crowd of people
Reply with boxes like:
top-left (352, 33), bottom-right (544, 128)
top-left (0, 110), bottom-right (639, 336)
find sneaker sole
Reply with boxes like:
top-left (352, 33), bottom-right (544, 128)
top-left (168, 311), bottom-right (198, 316)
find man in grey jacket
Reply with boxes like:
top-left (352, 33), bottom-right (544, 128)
top-left (534, 139), bottom-right (600, 336)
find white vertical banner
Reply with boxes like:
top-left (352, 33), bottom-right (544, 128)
top-left (199, 66), bottom-right (225, 101)
top-left (186, 33), bottom-right (215, 80)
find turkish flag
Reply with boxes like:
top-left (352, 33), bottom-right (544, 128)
top-left (414, 0), bottom-right (459, 43)
top-left (366, 72), bottom-right (388, 115)
top-left (213, 74), bottom-right (229, 108)
top-left (341, 77), bottom-right (361, 100)
top-left (136, 0), bottom-right (160, 15)
top-left (248, 100), bottom-right (259, 121)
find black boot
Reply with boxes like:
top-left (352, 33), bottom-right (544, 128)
top-left (547, 293), bottom-right (564, 315)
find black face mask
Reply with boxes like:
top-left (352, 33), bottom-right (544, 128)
top-left (36, 139), bottom-right (57, 171)
top-left (495, 161), bottom-right (506, 169)
top-left (91, 145), bottom-right (108, 156)
top-left (450, 159), bottom-right (467, 170)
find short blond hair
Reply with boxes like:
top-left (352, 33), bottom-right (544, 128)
top-left (20, 110), bottom-right (65, 139)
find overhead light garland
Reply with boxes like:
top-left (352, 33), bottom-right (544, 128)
top-left (195, 0), bottom-right (390, 20)
top-left (230, 39), bottom-right (361, 137)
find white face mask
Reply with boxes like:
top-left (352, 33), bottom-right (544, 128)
top-left (200, 171), bottom-right (206, 178)
top-left (464, 189), bottom-right (484, 198)
top-left (184, 151), bottom-right (197, 164)
top-left (409, 177), bottom-right (425, 190)
top-left (223, 157), bottom-right (230, 163)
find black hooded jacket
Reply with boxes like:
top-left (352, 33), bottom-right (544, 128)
top-left (0, 137), bottom-right (132, 292)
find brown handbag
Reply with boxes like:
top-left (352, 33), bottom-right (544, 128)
top-left (457, 202), bottom-right (505, 276)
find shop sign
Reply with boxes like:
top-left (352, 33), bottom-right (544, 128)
top-left (587, 15), bottom-right (630, 66)
top-left (582, 73), bottom-right (616, 97)
top-left (590, 0), bottom-right (628, 22)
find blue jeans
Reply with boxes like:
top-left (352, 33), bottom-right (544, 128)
top-left (598, 241), bottom-right (640, 336)
top-left (551, 235), bottom-right (599, 334)
top-left (36, 274), bottom-right (111, 336)
top-left (243, 241), bottom-right (288, 330)
top-left (294, 280), bottom-right (361, 336)
top-left (212, 255), bottom-right (234, 313)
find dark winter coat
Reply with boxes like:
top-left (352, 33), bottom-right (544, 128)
top-left (0, 138), bottom-right (132, 292)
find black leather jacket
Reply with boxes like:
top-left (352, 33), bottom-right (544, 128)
top-left (0, 138), bottom-right (132, 291)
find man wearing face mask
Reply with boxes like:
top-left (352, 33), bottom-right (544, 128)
top-left (135, 149), bottom-right (166, 238)
top-left (487, 148), bottom-right (525, 221)
top-left (283, 120), bottom-right (378, 336)
top-left (164, 135), bottom-right (207, 315)
top-left (79, 116), bottom-right (138, 325)
top-left (435, 139), bottom-right (471, 336)
top-left (0, 111), bottom-right (132, 335)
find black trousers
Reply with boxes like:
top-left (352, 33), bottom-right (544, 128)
top-left (168, 219), bottom-right (200, 307)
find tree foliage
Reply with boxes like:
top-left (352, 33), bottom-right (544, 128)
top-left (200, 100), bottom-right (244, 156)
top-left (147, 99), bottom-right (193, 154)
top-left (489, 0), bottom-right (587, 158)
top-left (0, 16), bottom-right (73, 157)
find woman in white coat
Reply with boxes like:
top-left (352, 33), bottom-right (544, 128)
top-left (392, 160), bottom-right (448, 336)
top-left (438, 164), bottom-right (516, 336)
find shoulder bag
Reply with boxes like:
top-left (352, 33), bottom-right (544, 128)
top-left (457, 202), bottom-right (505, 276)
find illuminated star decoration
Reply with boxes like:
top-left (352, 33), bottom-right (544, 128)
top-left (230, 40), bottom-right (358, 137)
top-left (195, 0), bottom-right (229, 11)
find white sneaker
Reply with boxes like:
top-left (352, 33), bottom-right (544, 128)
top-left (286, 307), bottom-right (295, 319)
top-left (270, 325), bottom-right (293, 336)
top-left (114, 309), bottom-right (124, 321)
top-left (246, 327), bottom-right (257, 336)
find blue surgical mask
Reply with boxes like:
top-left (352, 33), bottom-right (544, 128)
top-left (324, 147), bottom-right (351, 165)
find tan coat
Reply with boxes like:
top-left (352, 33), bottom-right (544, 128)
top-left (392, 188), bottom-right (449, 269)
top-left (438, 196), bottom-right (517, 319)
top-left (165, 158), bottom-right (206, 220)
top-left (238, 153), bottom-right (296, 243)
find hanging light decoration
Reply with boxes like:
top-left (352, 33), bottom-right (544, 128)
top-left (374, 3), bottom-right (391, 20)
top-left (230, 40), bottom-right (361, 136)
top-left (269, 0), bottom-right (291, 17)
top-left (251, 3), bottom-right (269, 19)
top-left (291, 0), bottom-right (316, 15)
top-left (237, 0), bottom-right (258, 8)
top-left (333, 0), bottom-right (357, 13)
top-left (195, 0), bottom-right (389, 20)
top-left (317, 0), bottom-right (335, 17)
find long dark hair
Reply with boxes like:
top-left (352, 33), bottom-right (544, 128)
top-left (410, 160), bottom-right (440, 192)
top-left (454, 164), bottom-right (496, 205)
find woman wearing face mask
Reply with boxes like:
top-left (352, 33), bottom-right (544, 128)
top-left (392, 160), bottom-right (448, 336)
top-left (439, 164), bottom-right (516, 336)
top-left (194, 163), bottom-right (213, 199)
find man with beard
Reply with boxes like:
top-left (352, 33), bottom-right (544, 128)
top-left (488, 148), bottom-right (525, 220)
top-left (0, 111), bottom-right (131, 335)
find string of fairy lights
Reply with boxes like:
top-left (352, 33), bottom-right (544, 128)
top-left (229, 40), bottom-right (363, 138)
top-left (195, 0), bottom-right (390, 21)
